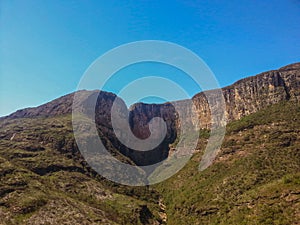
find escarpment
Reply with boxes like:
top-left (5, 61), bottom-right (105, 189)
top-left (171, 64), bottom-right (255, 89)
top-left (2, 63), bottom-right (300, 167)
top-left (127, 63), bottom-right (300, 138)
top-left (191, 62), bottom-right (300, 128)
top-left (222, 63), bottom-right (300, 120)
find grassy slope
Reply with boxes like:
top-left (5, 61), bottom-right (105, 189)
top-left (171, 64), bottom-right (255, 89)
top-left (0, 115), bottom-right (162, 225)
top-left (155, 101), bottom-right (300, 225)
top-left (0, 101), bottom-right (299, 224)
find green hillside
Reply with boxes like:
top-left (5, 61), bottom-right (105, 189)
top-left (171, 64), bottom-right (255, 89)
top-left (0, 101), bottom-right (299, 224)
top-left (0, 115), bottom-right (162, 224)
top-left (155, 101), bottom-right (300, 224)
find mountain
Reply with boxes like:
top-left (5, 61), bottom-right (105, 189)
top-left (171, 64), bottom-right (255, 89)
top-left (5, 63), bottom-right (300, 123)
top-left (155, 101), bottom-right (300, 224)
top-left (3, 63), bottom-right (300, 168)
top-left (0, 63), bottom-right (299, 224)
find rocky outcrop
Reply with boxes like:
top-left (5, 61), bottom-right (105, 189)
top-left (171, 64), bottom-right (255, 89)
top-left (2, 63), bottom-right (300, 167)
top-left (94, 92), bottom-right (178, 167)
top-left (222, 63), bottom-right (300, 121)
top-left (191, 62), bottom-right (300, 128)
top-left (96, 62), bottom-right (300, 166)
top-left (124, 63), bottom-right (300, 142)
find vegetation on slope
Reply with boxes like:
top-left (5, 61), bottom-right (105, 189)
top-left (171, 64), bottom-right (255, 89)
top-left (155, 101), bottom-right (300, 224)
top-left (0, 101), bottom-right (299, 224)
top-left (0, 115), bottom-right (162, 224)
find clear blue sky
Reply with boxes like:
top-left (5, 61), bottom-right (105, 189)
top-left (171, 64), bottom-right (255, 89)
top-left (1, 0), bottom-right (300, 116)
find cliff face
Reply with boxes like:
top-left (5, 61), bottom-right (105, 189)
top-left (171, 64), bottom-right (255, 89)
top-left (221, 63), bottom-right (300, 121)
top-left (129, 63), bottom-right (300, 133)
top-left (3, 63), bottom-right (300, 166)
top-left (190, 63), bottom-right (300, 129)
top-left (100, 62), bottom-right (300, 165)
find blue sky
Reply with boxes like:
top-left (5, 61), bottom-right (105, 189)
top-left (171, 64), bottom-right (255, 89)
top-left (1, 0), bottom-right (300, 116)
